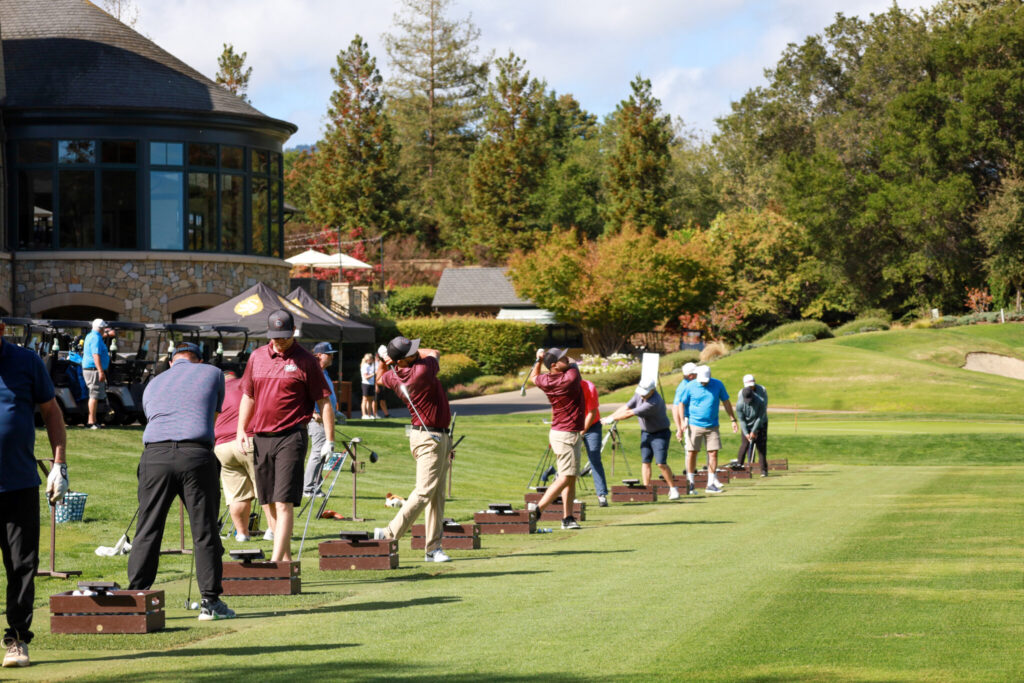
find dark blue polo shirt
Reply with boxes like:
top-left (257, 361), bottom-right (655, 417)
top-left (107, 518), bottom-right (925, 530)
top-left (0, 340), bottom-right (55, 492)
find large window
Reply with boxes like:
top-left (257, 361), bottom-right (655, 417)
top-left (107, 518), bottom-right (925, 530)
top-left (11, 137), bottom-right (285, 255)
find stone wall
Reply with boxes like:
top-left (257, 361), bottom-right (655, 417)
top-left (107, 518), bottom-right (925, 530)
top-left (11, 251), bottom-right (289, 322)
top-left (0, 253), bottom-right (12, 314)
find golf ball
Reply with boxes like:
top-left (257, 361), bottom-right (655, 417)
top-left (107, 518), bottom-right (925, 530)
top-left (190, 601), bottom-right (200, 610)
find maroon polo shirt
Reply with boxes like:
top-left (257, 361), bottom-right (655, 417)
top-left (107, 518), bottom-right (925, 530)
top-left (535, 364), bottom-right (585, 432)
top-left (379, 356), bottom-right (451, 430)
top-left (214, 376), bottom-right (252, 446)
top-left (240, 341), bottom-right (330, 434)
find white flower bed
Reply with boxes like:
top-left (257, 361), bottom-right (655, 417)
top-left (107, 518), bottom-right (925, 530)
top-left (577, 353), bottom-right (639, 374)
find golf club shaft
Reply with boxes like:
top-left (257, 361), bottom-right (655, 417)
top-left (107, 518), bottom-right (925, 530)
top-left (297, 451), bottom-right (347, 561)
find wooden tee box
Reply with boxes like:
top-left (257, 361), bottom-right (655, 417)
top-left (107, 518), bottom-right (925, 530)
top-left (650, 477), bottom-right (689, 494)
top-left (693, 470), bottom-right (731, 485)
top-left (611, 480), bottom-right (657, 503)
top-left (222, 560), bottom-right (300, 596)
top-left (728, 468), bottom-right (752, 479)
top-left (474, 505), bottom-right (535, 534)
top-left (51, 584), bottom-right (164, 634)
top-left (768, 459), bottom-right (788, 470)
top-left (523, 493), bottom-right (587, 521)
top-left (319, 532), bottom-right (399, 570)
top-left (410, 521), bottom-right (481, 550)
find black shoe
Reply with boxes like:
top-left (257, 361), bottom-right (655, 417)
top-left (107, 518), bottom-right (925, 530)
top-left (686, 481), bottom-right (695, 496)
top-left (561, 516), bottom-right (580, 530)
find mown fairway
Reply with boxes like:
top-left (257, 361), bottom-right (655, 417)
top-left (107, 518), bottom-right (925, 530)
top-left (6, 325), bottom-right (1024, 681)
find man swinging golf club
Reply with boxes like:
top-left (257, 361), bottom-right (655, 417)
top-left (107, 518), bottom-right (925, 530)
top-left (603, 377), bottom-right (681, 499)
top-left (372, 336), bottom-right (453, 562)
top-left (528, 348), bottom-right (584, 530)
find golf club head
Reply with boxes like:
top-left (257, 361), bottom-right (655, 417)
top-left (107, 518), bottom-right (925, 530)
top-left (369, 451), bottom-right (379, 464)
top-left (580, 463), bottom-right (592, 477)
top-left (94, 546), bottom-right (116, 557)
top-left (350, 437), bottom-right (362, 444)
top-left (519, 385), bottom-right (527, 397)
top-left (541, 465), bottom-right (556, 483)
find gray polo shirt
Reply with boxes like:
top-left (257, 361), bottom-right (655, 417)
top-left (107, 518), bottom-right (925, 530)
top-left (626, 390), bottom-right (671, 433)
top-left (735, 393), bottom-right (768, 435)
top-left (142, 358), bottom-right (225, 446)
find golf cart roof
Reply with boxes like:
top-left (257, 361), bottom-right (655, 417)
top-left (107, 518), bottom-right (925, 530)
top-left (45, 319), bottom-right (92, 330)
top-left (211, 325), bottom-right (248, 334)
top-left (0, 317), bottom-right (37, 326)
top-left (106, 321), bottom-right (148, 331)
top-left (145, 322), bottom-right (202, 333)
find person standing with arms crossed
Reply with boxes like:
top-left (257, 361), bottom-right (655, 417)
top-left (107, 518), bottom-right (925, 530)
top-left (81, 318), bottom-right (109, 429)
top-left (527, 348), bottom-right (585, 529)
top-left (672, 362), bottom-right (698, 494)
top-left (372, 337), bottom-right (453, 562)
top-left (678, 365), bottom-right (738, 494)
top-left (359, 353), bottom-right (376, 419)
top-left (603, 377), bottom-right (681, 499)
top-left (0, 321), bottom-right (68, 667)
top-left (127, 343), bottom-right (233, 621)
top-left (236, 310), bottom-right (333, 562)
top-left (303, 342), bottom-right (338, 498)
top-left (580, 377), bottom-right (610, 507)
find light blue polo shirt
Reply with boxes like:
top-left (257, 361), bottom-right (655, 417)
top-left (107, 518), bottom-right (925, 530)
top-left (82, 330), bottom-right (109, 370)
top-left (673, 378), bottom-right (691, 418)
top-left (679, 378), bottom-right (730, 428)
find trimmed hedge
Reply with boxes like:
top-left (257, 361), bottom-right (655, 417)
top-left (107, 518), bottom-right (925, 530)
top-left (834, 316), bottom-right (891, 336)
top-left (387, 286), bottom-right (437, 319)
top-left (585, 364), bottom-right (642, 394)
top-left (437, 353), bottom-right (481, 388)
top-left (395, 317), bottom-right (545, 375)
top-left (756, 320), bottom-right (832, 343)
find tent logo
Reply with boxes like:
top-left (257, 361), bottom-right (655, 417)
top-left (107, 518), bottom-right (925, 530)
top-left (234, 295), bottom-right (263, 317)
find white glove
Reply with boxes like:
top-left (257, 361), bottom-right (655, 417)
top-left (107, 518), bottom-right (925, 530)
top-left (377, 345), bottom-right (389, 362)
top-left (600, 416), bottom-right (615, 426)
top-left (321, 441), bottom-right (334, 459)
top-left (46, 463), bottom-right (69, 504)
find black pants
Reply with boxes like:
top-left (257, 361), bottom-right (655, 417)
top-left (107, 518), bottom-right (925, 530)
top-left (253, 428), bottom-right (308, 506)
top-left (0, 487), bottom-right (39, 644)
top-left (127, 443), bottom-right (224, 601)
top-left (737, 428), bottom-right (768, 474)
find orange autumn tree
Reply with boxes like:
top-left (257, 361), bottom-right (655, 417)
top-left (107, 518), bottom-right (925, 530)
top-left (508, 225), bottom-right (713, 354)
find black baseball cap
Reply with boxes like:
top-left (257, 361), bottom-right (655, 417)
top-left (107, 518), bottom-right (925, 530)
top-left (267, 309), bottom-right (295, 339)
top-left (386, 336), bottom-right (420, 361)
top-left (543, 347), bottom-right (568, 369)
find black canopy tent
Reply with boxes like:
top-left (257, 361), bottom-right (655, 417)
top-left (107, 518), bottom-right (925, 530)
top-left (285, 287), bottom-right (375, 344)
top-left (178, 282), bottom-right (342, 341)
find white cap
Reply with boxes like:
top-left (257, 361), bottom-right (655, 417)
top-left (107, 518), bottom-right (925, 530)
top-left (682, 362), bottom-right (698, 376)
top-left (743, 374), bottom-right (755, 387)
top-left (636, 378), bottom-right (657, 395)
top-left (696, 365), bottom-right (711, 383)
top-left (91, 318), bottom-right (107, 331)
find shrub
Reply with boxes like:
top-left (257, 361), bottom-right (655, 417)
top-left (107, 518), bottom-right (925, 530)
top-left (858, 308), bottom-right (892, 323)
top-left (386, 285), bottom-right (437, 318)
top-left (587, 364), bottom-right (643, 394)
top-left (756, 320), bottom-right (832, 343)
top-left (834, 317), bottom-right (891, 336)
top-left (699, 341), bottom-right (729, 363)
top-left (661, 350), bottom-right (701, 373)
top-left (395, 317), bottom-right (545, 375)
top-left (437, 353), bottom-right (481, 388)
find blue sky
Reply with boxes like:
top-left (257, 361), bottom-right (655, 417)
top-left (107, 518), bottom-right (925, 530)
top-left (137, 0), bottom-right (934, 147)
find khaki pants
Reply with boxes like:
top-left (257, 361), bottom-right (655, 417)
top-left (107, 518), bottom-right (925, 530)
top-left (549, 429), bottom-right (581, 476)
top-left (386, 430), bottom-right (451, 553)
top-left (214, 441), bottom-right (257, 505)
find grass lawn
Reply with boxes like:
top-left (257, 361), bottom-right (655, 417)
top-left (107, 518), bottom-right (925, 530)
top-left (5, 325), bottom-right (1024, 680)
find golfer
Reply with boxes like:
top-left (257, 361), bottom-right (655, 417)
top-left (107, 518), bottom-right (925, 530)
top-left (127, 343), bottom-right (233, 621)
top-left (678, 365), bottom-right (738, 494)
top-left (672, 362), bottom-right (699, 493)
top-left (528, 348), bottom-right (584, 529)
top-left (603, 378), bottom-right (681, 499)
top-left (731, 374), bottom-right (769, 476)
top-left (372, 337), bottom-right (453, 562)
top-left (214, 370), bottom-right (275, 542)
top-left (302, 342), bottom-right (339, 498)
top-left (81, 317), bottom-right (109, 429)
top-left (236, 310), bottom-right (333, 562)
top-left (0, 321), bottom-right (68, 667)
top-left (581, 377), bottom-right (609, 506)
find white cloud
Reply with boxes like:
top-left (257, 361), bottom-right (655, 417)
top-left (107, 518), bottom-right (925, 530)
top-left (134, 0), bottom-right (939, 145)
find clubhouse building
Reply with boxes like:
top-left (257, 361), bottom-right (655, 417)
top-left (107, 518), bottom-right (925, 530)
top-left (0, 0), bottom-right (295, 321)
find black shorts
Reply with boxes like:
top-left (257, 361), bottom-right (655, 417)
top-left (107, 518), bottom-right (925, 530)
top-left (361, 383), bottom-right (376, 398)
top-left (252, 428), bottom-right (308, 506)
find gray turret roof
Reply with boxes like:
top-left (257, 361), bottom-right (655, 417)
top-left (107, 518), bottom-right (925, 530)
top-left (432, 267), bottom-right (533, 308)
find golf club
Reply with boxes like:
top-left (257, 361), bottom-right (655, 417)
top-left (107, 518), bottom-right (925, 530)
top-left (297, 449), bottom-right (348, 561)
top-left (184, 548), bottom-right (197, 610)
top-left (398, 383), bottom-right (440, 442)
top-left (95, 506), bottom-right (139, 557)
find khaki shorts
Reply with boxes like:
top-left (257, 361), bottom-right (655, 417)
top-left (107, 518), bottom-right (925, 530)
top-left (214, 441), bottom-right (257, 505)
top-left (689, 425), bottom-right (722, 453)
top-left (83, 368), bottom-right (107, 400)
top-left (549, 429), bottom-right (582, 477)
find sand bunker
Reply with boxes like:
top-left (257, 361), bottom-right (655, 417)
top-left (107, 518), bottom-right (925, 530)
top-left (962, 352), bottom-right (1024, 381)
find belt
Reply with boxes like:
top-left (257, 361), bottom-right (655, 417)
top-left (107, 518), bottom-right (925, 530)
top-left (411, 425), bottom-right (446, 434)
top-left (145, 440), bottom-right (212, 449)
top-left (255, 424), bottom-right (305, 438)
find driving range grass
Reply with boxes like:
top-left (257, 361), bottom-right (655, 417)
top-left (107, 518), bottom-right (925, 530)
top-left (8, 407), bottom-right (1023, 682)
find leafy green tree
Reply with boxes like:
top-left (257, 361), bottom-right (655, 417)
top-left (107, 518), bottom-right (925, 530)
top-left (215, 43), bottom-right (253, 103)
top-left (383, 0), bottom-right (490, 245)
top-left (465, 52), bottom-right (548, 261)
top-left (507, 226), bottom-right (713, 354)
top-left (308, 35), bottom-right (403, 238)
top-left (976, 173), bottom-right (1024, 310)
top-left (539, 94), bottom-right (604, 238)
top-left (604, 76), bottom-right (674, 234)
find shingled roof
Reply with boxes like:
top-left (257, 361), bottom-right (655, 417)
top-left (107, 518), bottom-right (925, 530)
top-left (0, 0), bottom-right (293, 132)
top-left (432, 267), bottom-right (533, 309)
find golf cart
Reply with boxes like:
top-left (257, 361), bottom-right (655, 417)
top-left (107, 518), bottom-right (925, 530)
top-left (104, 321), bottom-right (150, 425)
top-left (37, 319), bottom-right (94, 426)
top-left (204, 325), bottom-right (250, 375)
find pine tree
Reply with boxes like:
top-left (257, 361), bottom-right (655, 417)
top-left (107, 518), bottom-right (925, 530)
top-left (308, 35), bottom-right (403, 239)
top-left (466, 52), bottom-right (548, 262)
top-left (604, 76), bottom-right (674, 234)
top-left (216, 44), bottom-right (253, 103)
top-left (383, 0), bottom-right (490, 245)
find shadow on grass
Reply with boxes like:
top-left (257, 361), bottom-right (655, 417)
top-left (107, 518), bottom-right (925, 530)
top-left (58, 642), bottom-right (359, 665)
top-left (505, 549), bottom-right (636, 558)
top-left (612, 520), bottom-right (735, 528)
top-left (242, 594), bottom-right (461, 618)
top-left (310, 569), bottom-right (552, 587)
